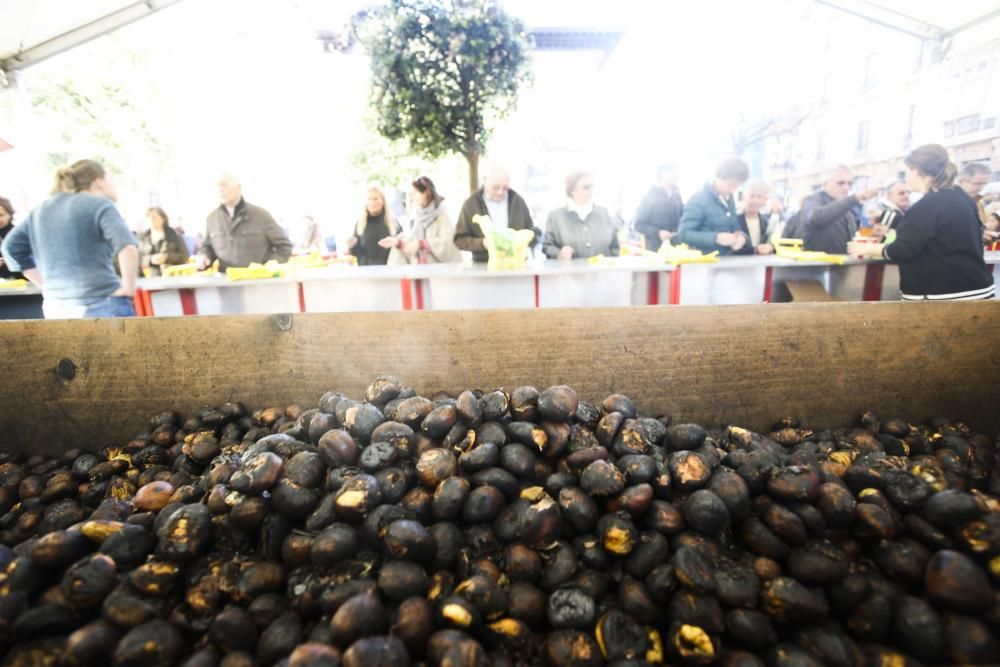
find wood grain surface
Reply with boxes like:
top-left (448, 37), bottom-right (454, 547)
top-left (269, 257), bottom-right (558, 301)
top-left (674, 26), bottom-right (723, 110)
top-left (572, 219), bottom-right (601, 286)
top-left (2, 302), bottom-right (999, 456)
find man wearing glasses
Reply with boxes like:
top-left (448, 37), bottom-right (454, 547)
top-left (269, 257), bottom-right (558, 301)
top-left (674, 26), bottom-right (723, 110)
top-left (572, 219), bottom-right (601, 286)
top-left (542, 171), bottom-right (620, 260)
top-left (957, 162), bottom-right (992, 228)
top-left (801, 166), bottom-right (879, 254)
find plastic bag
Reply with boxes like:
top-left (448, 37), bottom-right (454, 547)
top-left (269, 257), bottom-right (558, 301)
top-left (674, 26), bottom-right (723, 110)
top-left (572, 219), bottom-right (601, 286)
top-left (472, 214), bottom-right (535, 271)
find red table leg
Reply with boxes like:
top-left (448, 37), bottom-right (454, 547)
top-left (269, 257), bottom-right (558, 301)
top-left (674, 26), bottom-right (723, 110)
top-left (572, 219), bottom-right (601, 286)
top-left (179, 288), bottom-right (199, 315)
top-left (400, 279), bottom-right (413, 310)
top-left (414, 280), bottom-right (425, 310)
top-left (297, 283), bottom-right (306, 313)
top-left (862, 264), bottom-right (885, 301)
top-left (534, 275), bottom-right (540, 308)
top-left (647, 272), bottom-right (660, 305)
top-left (763, 266), bottom-right (774, 303)
top-left (133, 290), bottom-right (147, 316)
top-left (668, 267), bottom-right (682, 305)
top-left (141, 289), bottom-right (154, 317)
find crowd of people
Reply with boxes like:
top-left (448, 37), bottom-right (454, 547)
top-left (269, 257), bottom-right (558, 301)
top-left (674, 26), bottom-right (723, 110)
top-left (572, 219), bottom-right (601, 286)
top-left (1, 142), bottom-right (997, 318)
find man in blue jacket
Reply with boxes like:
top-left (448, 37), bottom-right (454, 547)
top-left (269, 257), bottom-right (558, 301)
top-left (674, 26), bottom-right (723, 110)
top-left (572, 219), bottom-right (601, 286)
top-left (677, 157), bottom-right (750, 254)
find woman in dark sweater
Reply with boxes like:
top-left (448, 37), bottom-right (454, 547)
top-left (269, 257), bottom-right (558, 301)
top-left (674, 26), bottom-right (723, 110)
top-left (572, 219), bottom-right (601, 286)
top-left (138, 207), bottom-right (189, 276)
top-left (849, 144), bottom-right (994, 301)
top-left (347, 186), bottom-right (400, 266)
top-left (0, 197), bottom-right (22, 279)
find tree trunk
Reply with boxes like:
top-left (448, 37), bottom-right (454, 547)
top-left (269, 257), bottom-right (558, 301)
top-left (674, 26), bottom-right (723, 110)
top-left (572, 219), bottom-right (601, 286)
top-left (465, 149), bottom-right (480, 194)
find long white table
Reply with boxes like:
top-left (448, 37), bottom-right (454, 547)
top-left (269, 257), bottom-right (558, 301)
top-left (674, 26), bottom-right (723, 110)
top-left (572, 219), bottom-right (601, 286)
top-left (3, 253), bottom-right (998, 318)
top-left (135, 260), bottom-right (677, 316)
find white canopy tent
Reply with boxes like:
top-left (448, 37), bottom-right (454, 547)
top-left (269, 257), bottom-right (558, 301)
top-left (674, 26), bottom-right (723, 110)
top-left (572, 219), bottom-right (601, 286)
top-left (1, 0), bottom-right (999, 75)
top-left (0, 0), bottom-right (183, 74)
top-left (0, 0), bottom-right (997, 210)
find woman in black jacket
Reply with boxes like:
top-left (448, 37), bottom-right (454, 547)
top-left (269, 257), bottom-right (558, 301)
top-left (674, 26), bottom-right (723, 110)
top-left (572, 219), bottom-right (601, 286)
top-left (139, 207), bottom-right (189, 275)
top-left (848, 144), bottom-right (994, 301)
top-left (346, 186), bottom-right (400, 266)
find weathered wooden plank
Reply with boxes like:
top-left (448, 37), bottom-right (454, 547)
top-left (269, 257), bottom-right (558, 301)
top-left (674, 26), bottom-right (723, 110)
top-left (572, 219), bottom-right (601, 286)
top-left (1, 302), bottom-right (999, 456)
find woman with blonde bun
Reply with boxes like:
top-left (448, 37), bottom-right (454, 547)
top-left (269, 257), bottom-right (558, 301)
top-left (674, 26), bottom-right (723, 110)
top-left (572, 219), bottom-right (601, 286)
top-left (848, 144), bottom-right (994, 301)
top-left (0, 159), bottom-right (139, 318)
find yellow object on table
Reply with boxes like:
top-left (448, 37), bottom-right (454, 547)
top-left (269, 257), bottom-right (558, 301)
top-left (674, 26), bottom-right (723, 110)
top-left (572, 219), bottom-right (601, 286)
top-left (657, 243), bottom-right (720, 266)
top-left (288, 251), bottom-right (326, 267)
top-left (588, 243), bottom-right (718, 267)
top-left (774, 238), bottom-right (847, 265)
top-left (287, 252), bottom-right (357, 269)
top-left (226, 261), bottom-right (284, 281)
top-left (473, 214), bottom-right (534, 271)
top-left (227, 255), bottom-right (359, 280)
top-left (161, 259), bottom-right (219, 277)
top-left (587, 254), bottom-right (663, 268)
top-left (0, 279), bottom-right (28, 289)
top-left (587, 255), bottom-right (615, 267)
top-left (619, 242), bottom-right (654, 258)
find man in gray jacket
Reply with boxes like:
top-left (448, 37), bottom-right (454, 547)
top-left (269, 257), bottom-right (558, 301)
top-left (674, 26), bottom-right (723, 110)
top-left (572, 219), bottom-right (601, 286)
top-left (196, 174), bottom-right (292, 270)
top-left (801, 165), bottom-right (878, 254)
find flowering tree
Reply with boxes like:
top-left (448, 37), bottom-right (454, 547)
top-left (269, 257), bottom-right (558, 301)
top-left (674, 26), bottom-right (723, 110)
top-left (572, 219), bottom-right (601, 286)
top-left (360, 0), bottom-right (532, 193)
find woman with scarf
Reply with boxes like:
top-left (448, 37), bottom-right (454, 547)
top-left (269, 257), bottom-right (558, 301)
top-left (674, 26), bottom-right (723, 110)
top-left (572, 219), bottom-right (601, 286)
top-left (383, 176), bottom-right (460, 264)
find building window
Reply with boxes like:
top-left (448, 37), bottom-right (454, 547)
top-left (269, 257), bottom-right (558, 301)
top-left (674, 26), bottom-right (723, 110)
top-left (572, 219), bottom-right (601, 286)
top-left (856, 120), bottom-right (870, 151)
top-left (943, 121), bottom-right (955, 138)
top-left (956, 115), bottom-right (980, 135)
top-left (983, 117), bottom-right (996, 130)
top-left (863, 54), bottom-right (874, 91)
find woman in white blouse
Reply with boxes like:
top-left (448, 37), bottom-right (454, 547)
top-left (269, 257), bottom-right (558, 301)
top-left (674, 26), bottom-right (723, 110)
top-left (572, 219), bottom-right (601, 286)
top-left (736, 180), bottom-right (779, 255)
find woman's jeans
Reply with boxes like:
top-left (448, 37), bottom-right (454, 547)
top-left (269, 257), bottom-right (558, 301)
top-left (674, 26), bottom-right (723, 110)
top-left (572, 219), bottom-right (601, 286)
top-left (43, 295), bottom-right (136, 319)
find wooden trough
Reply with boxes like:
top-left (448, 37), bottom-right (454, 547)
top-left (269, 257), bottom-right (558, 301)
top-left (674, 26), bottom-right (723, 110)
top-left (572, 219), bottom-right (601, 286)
top-left (2, 301), bottom-right (999, 457)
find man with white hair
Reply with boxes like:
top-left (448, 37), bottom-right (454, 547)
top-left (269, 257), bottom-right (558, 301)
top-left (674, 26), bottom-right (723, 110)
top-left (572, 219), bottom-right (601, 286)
top-left (958, 162), bottom-right (992, 227)
top-left (196, 173), bottom-right (292, 270)
top-left (453, 163), bottom-right (537, 262)
top-left (800, 165), bottom-right (878, 254)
